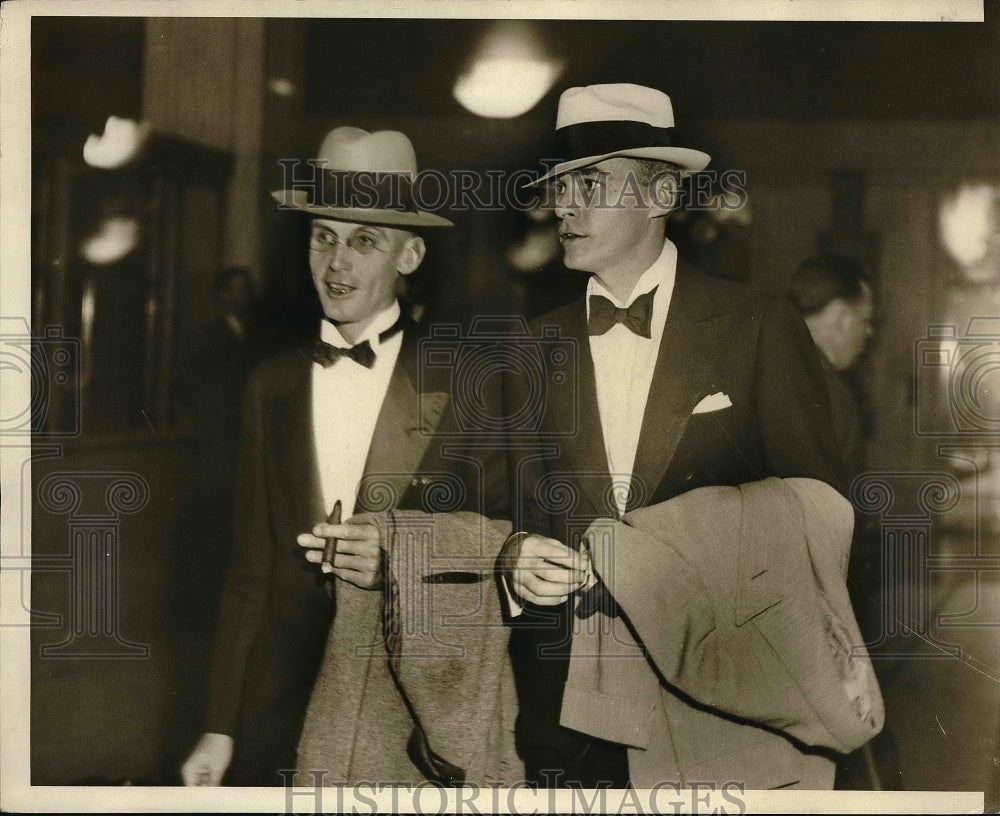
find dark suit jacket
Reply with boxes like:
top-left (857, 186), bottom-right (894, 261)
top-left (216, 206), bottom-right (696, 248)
top-left (204, 317), bottom-right (505, 785)
top-left (506, 261), bottom-right (847, 760)
top-left (823, 362), bottom-right (865, 481)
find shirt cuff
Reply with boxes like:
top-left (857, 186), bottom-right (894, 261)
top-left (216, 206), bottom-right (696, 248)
top-left (500, 573), bottom-right (524, 618)
top-left (499, 530), bottom-right (533, 618)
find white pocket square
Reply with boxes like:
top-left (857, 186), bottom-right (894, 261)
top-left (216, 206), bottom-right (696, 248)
top-left (692, 392), bottom-right (732, 414)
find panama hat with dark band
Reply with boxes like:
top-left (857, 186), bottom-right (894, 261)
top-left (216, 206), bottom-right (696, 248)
top-left (272, 127), bottom-right (453, 228)
top-left (531, 83), bottom-right (711, 186)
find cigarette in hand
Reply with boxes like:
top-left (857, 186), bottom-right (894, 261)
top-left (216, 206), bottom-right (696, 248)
top-left (322, 500), bottom-right (342, 568)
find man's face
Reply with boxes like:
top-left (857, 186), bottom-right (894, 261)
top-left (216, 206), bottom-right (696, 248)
top-left (550, 158), bottom-right (660, 277)
top-left (308, 218), bottom-right (421, 331)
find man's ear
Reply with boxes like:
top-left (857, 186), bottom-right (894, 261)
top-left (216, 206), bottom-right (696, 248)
top-left (396, 234), bottom-right (426, 277)
top-left (648, 168), bottom-right (682, 218)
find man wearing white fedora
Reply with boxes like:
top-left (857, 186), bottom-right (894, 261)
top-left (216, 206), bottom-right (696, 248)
top-left (500, 84), bottom-right (881, 788)
top-left (181, 128), bottom-right (512, 786)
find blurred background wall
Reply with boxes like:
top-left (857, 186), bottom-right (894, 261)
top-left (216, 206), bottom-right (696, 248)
top-left (28, 12), bottom-right (1000, 790)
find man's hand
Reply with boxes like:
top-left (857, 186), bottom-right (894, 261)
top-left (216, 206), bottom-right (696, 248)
top-left (298, 520), bottom-right (383, 590)
top-left (180, 732), bottom-right (233, 786)
top-left (499, 533), bottom-right (590, 606)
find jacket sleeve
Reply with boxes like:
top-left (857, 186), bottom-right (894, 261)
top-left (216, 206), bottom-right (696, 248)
top-left (755, 297), bottom-right (847, 494)
top-left (203, 371), bottom-right (274, 736)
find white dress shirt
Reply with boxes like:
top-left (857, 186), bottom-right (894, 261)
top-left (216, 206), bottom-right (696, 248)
top-left (502, 241), bottom-right (678, 615)
top-left (312, 302), bottom-right (403, 519)
top-left (586, 239), bottom-right (677, 515)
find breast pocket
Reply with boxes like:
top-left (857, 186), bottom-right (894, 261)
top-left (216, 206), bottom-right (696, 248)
top-left (670, 401), bottom-right (760, 489)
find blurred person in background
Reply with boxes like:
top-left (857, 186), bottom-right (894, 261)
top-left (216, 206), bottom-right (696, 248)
top-left (172, 266), bottom-right (267, 687)
top-left (788, 253), bottom-right (875, 480)
top-left (183, 266), bottom-right (266, 505)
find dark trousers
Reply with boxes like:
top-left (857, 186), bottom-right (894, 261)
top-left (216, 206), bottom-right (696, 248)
top-left (521, 740), bottom-right (630, 789)
top-left (510, 602), bottom-right (630, 789)
top-left (228, 702), bottom-right (304, 786)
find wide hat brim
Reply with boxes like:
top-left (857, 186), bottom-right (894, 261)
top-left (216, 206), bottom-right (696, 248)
top-left (529, 84), bottom-right (712, 186)
top-left (272, 190), bottom-right (454, 228)
top-left (530, 145), bottom-right (711, 187)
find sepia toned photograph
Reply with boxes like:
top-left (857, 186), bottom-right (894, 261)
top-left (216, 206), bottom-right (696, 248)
top-left (1, 1), bottom-right (998, 812)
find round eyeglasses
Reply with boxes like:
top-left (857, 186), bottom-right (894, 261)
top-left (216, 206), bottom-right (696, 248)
top-left (309, 226), bottom-right (388, 256)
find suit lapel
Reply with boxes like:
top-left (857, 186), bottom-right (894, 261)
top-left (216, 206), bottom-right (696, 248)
top-left (270, 358), bottom-right (326, 526)
top-left (360, 328), bottom-right (449, 512)
top-left (552, 301), bottom-right (613, 519)
top-left (629, 263), bottom-right (733, 511)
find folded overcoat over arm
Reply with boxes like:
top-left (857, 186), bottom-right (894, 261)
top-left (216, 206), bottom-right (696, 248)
top-left (563, 477), bottom-right (884, 789)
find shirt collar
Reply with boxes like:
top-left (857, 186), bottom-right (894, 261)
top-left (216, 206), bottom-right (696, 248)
top-left (320, 300), bottom-right (402, 349)
top-left (586, 239), bottom-right (678, 312)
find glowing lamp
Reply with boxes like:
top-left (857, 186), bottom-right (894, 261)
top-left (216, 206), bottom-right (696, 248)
top-left (454, 57), bottom-right (562, 119)
top-left (80, 217), bottom-right (140, 265)
top-left (938, 183), bottom-right (1000, 271)
top-left (83, 116), bottom-right (150, 169)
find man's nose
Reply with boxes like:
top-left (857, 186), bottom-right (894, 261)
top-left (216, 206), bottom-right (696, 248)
top-left (327, 242), bottom-right (352, 271)
top-left (554, 187), bottom-right (577, 220)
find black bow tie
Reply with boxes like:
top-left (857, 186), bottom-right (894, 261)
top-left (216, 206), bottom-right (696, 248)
top-left (587, 286), bottom-right (658, 338)
top-left (311, 311), bottom-right (409, 370)
top-left (311, 338), bottom-right (376, 369)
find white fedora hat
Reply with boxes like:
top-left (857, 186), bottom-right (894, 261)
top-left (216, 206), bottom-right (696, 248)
top-left (532, 83), bottom-right (711, 185)
top-left (272, 127), bottom-right (453, 228)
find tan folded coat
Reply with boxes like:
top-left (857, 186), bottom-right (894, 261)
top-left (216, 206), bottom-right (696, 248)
top-left (296, 510), bottom-right (521, 786)
top-left (562, 477), bottom-right (884, 789)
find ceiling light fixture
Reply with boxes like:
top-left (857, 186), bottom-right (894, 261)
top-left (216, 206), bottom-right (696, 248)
top-left (453, 22), bottom-right (563, 119)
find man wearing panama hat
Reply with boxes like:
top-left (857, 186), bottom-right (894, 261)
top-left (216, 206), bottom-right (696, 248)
top-left (181, 127), bottom-right (509, 786)
top-left (499, 84), bottom-right (877, 788)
